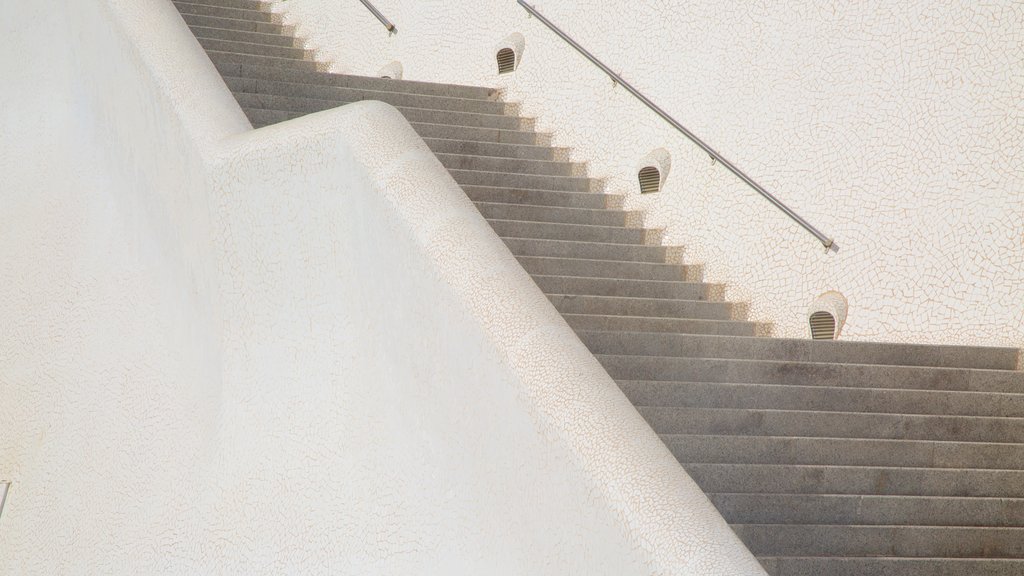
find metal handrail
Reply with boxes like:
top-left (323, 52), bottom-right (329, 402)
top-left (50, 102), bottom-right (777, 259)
top-left (517, 1), bottom-right (837, 251)
top-left (357, 0), bottom-right (396, 33)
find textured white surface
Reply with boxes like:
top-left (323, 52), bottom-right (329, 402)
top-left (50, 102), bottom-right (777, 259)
top-left (278, 0), bottom-right (1024, 346)
top-left (0, 0), bottom-right (763, 573)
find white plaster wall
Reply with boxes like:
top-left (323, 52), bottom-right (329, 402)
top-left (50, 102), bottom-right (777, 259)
top-left (0, 0), bottom-right (763, 573)
top-left (278, 0), bottom-right (1024, 346)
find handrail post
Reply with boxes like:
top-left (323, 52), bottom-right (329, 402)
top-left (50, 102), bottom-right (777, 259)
top-left (517, 0), bottom-right (837, 252)
top-left (357, 0), bottom-right (397, 34)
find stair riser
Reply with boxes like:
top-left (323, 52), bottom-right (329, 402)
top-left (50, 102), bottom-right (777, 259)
top-left (174, 2), bottom-right (277, 23)
top-left (476, 203), bottom-right (624, 225)
top-left (737, 525), bottom-right (1024, 558)
top-left (598, 356), bottom-right (1024, 393)
top-left (437, 154), bottom-right (581, 176)
top-left (758, 557), bottom-right (1024, 576)
top-left (638, 405), bottom-right (1024, 442)
top-left (567, 315), bottom-right (762, 336)
top-left (182, 13), bottom-right (292, 34)
top-left (208, 50), bottom-right (323, 72)
top-left (188, 25), bottom-right (300, 47)
top-left (455, 171), bottom-right (599, 192)
top-left (619, 381), bottom-right (1024, 417)
top-left (225, 75), bottom-right (511, 115)
top-left (710, 493), bottom-right (1024, 527)
top-left (581, 332), bottom-right (1020, 370)
top-left (502, 238), bottom-right (670, 262)
top-left (685, 463), bottom-right (1024, 497)
top-left (664, 434), bottom-right (1024, 470)
top-left (550, 295), bottom-right (736, 320)
top-left (534, 276), bottom-right (707, 300)
top-left (177, 0), bottom-right (267, 10)
top-left (489, 220), bottom-right (656, 245)
top-left (427, 140), bottom-right (564, 162)
top-left (199, 37), bottom-right (312, 61)
top-left (518, 257), bottom-right (696, 283)
top-left (467, 187), bottom-right (618, 209)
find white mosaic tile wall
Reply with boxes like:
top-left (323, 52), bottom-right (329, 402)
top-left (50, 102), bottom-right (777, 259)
top-left (278, 0), bottom-right (1024, 346)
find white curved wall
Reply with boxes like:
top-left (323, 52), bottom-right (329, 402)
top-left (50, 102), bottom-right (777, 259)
top-left (279, 0), bottom-right (1024, 346)
top-left (0, 0), bottom-right (763, 573)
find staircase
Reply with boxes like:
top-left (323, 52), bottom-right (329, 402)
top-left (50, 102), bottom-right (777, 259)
top-left (172, 1), bottom-right (1024, 573)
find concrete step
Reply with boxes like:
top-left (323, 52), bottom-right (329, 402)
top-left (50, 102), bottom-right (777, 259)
top-left (662, 434), bottom-right (1024, 469)
top-left (198, 37), bottom-right (312, 61)
top-left (549, 294), bottom-right (737, 320)
top-left (187, 25), bottom-right (300, 47)
top-left (456, 171), bottom-right (599, 193)
top-left (685, 463), bottom-right (1024, 497)
top-left (501, 237), bottom-right (673, 262)
top-left (181, 12), bottom-right (292, 34)
top-left (596, 355), bottom-right (1024, 393)
top-left (206, 50), bottom-right (324, 72)
top-left (173, 1), bottom-right (277, 22)
top-left (758, 557), bottom-right (1024, 576)
top-left (213, 60), bottom-right (498, 100)
top-left (436, 153), bottom-right (583, 177)
top-left (229, 78), bottom-right (528, 129)
top-left (426, 139), bottom-right (567, 162)
top-left (517, 256), bottom-right (697, 282)
top-left (565, 314), bottom-right (764, 336)
top-left (739, 524), bottom-right (1024, 559)
top-left (488, 219), bottom-right (658, 245)
top-left (467, 187), bottom-right (620, 210)
top-left (226, 76), bottom-right (512, 115)
top-left (710, 493), bottom-right (1024, 527)
top-left (475, 202), bottom-right (628, 226)
top-left (177, 0), bottom-right (268, 10)
top-left (580, 331), bottom-right (1020, 370)
top-left (534, 276), bottom-right (708, 300)
top-left (638, 406), bottom-right (1024, 442)
top-left (618, 380), bottom-right (1024, 417)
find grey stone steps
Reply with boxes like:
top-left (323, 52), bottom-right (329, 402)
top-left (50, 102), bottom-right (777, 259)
top-left (663, 434), bottom-right (1024, 469)
top-left (565, 314), bottom-right (765, 336)
top-left (464, 186), bottom-right (618, 209)
top-left (710, 493), bottom-right (1024, 527)
top-left (426, 139), bottom-right (568, 162)
top-left (206, 49), bottom-right (324, 72)
top-left (618, 381), bottom-right (1024, 417)
top-left (188, 25), bottom-right (300, 47)
top-left (549, 294), bottom-right (738, 320)
top-left (501, 237), bottom-right (674, 262)
top-left (198, 37), bottom-right (313, 61)
top-left (177, 0), bottom-right (268, 10)
top-left (173, 1), bottom-right (277, 22)
top-left (435, 153), bottom-right (583, 177)
top-left (758, 557), bottom-right (1024, 576)
top-left (517, 256), bottom-right (698, 283)
top-left (455, 171), bottom-right (599, 193)
top-left (533, 276), bottom-right (708, 300)
top-left (739, 524), bottom-right (1024, 559)
top-left (225, 76), bottom-right (512, 115)
top-left (475, 202), bottom-right (627, 226)
top-left (596, 355), bottom-right (1024, 393)
top-left (487, 219), bottom-right (659, 245)
top-left (232, 89), bottom-right (527, 130)
top-left (684, 463), bottom-right (1024, 497)
top-left (581, 331), bottom-right (1020, 370)
top-left (181, 12), bottom-right (292, 35)
top-left (638, 406), bottom-right (1024, 443)
top-left (618, 379), bottom-right (1024, 414)
top-left (212, 61), bottom-right (498, 100)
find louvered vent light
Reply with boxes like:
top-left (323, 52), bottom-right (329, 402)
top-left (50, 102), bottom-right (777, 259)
top-left (497, 48), bottom-right (516, 74)
top-left (809, 311), bottom-right (837, 340)
top-left (638, 166), bottom-right (661, 194)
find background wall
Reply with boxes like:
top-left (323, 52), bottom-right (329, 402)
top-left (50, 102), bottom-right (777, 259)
top-left (278, 0), bottom-right (1024, 346)
top-left (0, 0), bottom-right (762, 573)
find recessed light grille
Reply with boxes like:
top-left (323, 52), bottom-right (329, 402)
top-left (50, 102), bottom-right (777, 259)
top-left (497, 48), bottom-right (516, 74)
top-left (638, 166), bottom-right (661, 194)
top-left (809, 311), bottom-right (836, 340)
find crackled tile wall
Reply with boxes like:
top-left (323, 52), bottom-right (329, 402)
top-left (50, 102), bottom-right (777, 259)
top-left (278, 0), bottom-right (1024, 346)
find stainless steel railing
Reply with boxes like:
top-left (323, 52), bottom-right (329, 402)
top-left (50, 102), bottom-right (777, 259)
top-left (517, 0), bottom-right (837, 251)
top-left (357, 0), bottom-right (396, 33)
